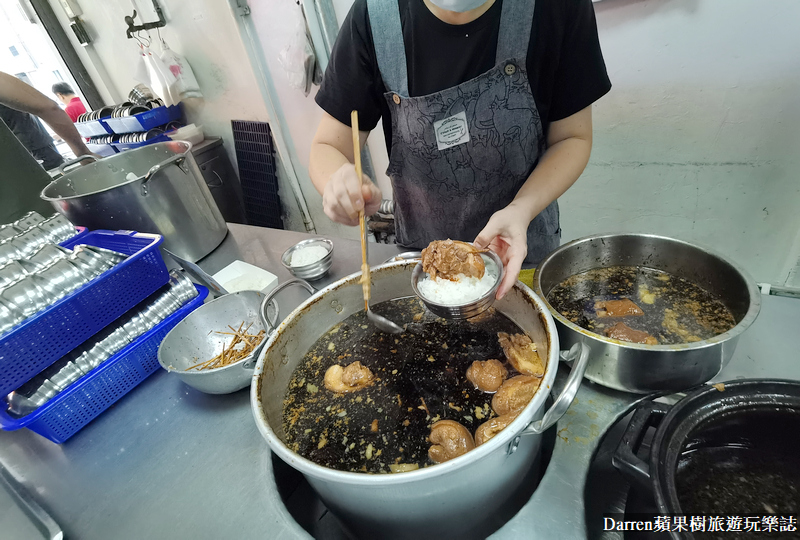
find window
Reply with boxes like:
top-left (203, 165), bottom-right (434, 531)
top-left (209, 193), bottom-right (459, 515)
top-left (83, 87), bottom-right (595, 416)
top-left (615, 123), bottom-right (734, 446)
top-left (15, 73), bottom-right (32, 86)
top-left (9, 45), bottom-right (19, 56)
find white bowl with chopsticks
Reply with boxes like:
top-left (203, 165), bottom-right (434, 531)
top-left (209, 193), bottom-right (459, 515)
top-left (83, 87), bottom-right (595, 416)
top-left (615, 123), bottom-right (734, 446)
top-left (157, 290), bottom-right (277, 394)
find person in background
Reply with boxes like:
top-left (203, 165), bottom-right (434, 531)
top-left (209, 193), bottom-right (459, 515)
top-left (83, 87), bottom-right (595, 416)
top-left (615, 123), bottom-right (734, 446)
top-left (52, 82), bottom-right (87, 122)
top-left (310, 0), bottom-right (610, 299)
top-left (0, 72), bottom-right (95, 167)
top-left (0, 103), bottom-right (64, 170)
top-left (0, 71), bottom-right (97, 222)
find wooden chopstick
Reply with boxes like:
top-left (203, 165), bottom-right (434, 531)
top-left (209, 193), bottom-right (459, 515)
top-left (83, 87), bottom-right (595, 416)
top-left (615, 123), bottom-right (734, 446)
top-left (184, 322), bottom-right (266, 371)
top-left (351, 110), bottom-right (371, 311)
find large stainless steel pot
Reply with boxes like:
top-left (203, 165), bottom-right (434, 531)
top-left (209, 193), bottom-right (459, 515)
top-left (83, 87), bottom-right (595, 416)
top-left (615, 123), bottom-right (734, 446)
top-left (40, 141), bottom-right (227, 262)
top-left (534, 233), bottom-right (761, 394)
top-left (251, 261), bottom-right (591, 540)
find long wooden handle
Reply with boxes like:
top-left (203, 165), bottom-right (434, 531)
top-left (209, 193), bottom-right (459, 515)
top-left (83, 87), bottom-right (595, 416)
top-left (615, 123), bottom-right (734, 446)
top-left (351, 110), bottom-right (370, 310)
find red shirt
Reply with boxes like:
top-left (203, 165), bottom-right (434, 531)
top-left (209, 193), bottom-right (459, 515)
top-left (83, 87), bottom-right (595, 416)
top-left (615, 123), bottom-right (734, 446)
top-left (65, 96), bottom-right (87, 122)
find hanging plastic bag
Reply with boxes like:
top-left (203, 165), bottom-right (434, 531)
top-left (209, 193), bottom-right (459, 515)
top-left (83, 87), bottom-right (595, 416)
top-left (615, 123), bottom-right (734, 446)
top-left (143, 44), bottom-right (179, 106)
top-left (133, 44), bottom-right (150, 86)
top-left (159, 39), bottom-right (203, 100)
top-left (278, 13), bottom-right (319, 96)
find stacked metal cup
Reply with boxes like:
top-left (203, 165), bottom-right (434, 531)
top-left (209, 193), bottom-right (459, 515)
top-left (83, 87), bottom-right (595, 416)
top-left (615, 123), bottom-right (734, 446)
top-left (0, 239), bottom-right (127, 337)
top-left (0, 212), bottom-right (79, 266)
top-left (4, 274), bottom-right (199, 415)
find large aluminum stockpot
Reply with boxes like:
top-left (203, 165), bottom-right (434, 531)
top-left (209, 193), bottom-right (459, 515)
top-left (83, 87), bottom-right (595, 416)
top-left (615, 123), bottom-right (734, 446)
top-left (40, 141), bottom-right (227, 262)
top-left (535, 233), bottom-right (761, 394)
top-left (251, 261), bottom-right (590, 540)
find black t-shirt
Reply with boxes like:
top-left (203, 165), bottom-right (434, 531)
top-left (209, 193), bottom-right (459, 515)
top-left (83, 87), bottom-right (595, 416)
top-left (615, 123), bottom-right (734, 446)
top-left (0, 104), bottom-right (56, 152)
top-left (316, 0), bottom-right (611, 150)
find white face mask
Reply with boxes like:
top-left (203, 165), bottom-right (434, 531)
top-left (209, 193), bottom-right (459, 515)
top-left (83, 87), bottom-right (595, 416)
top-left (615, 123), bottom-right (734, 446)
top-left (427, 0), bottom-right (489, 13)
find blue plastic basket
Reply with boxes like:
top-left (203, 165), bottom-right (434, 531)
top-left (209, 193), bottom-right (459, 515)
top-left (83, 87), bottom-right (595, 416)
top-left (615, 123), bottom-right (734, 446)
top-left (74, 118), bottom-right (112, 138)
top-left (0, 285), bottom-right (208, 443)
top-left (104, 105), bottom-right (183, 134)
top-left (0, 230), bottom-right (169, 397)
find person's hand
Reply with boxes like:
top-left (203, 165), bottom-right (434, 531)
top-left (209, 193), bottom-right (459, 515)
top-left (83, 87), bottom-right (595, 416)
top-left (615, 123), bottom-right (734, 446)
top-left (322, 163), bottom-right (382, 226)
top-left (473, 203), bottom-right (531, 299)
top-left (83, 153), bottom-right (101, 164)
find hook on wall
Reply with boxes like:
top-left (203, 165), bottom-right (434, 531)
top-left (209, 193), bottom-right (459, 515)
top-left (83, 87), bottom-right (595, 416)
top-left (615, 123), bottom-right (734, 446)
top-left (124, 1), bottom-right (167, 39)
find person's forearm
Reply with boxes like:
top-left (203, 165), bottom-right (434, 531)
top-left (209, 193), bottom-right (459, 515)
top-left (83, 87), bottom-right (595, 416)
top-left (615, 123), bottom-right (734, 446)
top-left (310, 112), bottom-right (373, 194)
top-left (0, 71), bottom-right (92, 158)
top-left (36, 101), bottom-right (93, 158)
top-left (310, 141), bottom-right (352, 195)
top-left (509, 135), bottom-right (592, 222)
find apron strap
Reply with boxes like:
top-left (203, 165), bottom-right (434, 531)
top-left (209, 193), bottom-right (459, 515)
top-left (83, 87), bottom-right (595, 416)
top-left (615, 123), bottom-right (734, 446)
top-left (366, 0), bottom-right (410, 97)
top-left (496, 0), bottom-right (536, 63)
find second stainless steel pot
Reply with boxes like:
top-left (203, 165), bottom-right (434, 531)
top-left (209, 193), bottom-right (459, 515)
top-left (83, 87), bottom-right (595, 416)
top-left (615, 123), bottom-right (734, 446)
top-left (251, 261), bottom-right (590, 540)
top-left (535, 233), bottom-right (761, 394)
top-left (40, 141), bottom-right (227, 262)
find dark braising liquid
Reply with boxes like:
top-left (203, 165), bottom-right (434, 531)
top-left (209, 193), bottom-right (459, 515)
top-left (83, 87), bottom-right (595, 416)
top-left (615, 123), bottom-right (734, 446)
top-left (282, 297), bottom-right (530, 474)
top-left (547, 266), bottom-right (736, 345)
top-left (676, 409), bottom-right (800, 516)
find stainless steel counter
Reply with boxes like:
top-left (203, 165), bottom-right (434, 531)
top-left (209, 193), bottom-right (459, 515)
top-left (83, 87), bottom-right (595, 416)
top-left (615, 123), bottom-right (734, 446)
top-left (1, 224), bottom-right (798, 540)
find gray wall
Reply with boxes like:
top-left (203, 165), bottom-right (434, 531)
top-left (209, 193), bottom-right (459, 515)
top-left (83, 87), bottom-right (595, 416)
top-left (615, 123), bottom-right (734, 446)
top-left (563, 0), bottom-right (800, 286)
top-left (330, 0), bottom-right (800, 286)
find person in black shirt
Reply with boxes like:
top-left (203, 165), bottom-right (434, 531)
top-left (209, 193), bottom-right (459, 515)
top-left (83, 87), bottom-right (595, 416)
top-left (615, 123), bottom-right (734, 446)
top-left (0, 103), bottom-right (64, 170)
top-left (0, 72), bottom-right (95, 170)
top-left (0, 72), bottom-right (97, 222)
top-left (310, 0), bottom-right (611, 297)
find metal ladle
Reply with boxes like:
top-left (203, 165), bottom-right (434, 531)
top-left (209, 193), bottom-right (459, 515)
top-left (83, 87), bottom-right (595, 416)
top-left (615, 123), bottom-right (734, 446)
top-left (362, 230), bottom-right (404, 334)
top-left (351, 110), bottom-right (403, 335)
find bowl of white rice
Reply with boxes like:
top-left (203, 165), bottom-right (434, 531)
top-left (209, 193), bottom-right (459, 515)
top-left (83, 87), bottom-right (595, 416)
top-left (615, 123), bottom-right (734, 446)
top-left (281, 238), bottom-right (334, 280)
top-left (411, 249), bottom-right (504, 320)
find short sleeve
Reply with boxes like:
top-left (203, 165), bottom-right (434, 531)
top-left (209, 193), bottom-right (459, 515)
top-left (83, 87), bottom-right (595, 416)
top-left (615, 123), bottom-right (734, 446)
top-left (315, 0), bottom-right (384, 131)
top-left (548, 0), bottom-right (611, 121)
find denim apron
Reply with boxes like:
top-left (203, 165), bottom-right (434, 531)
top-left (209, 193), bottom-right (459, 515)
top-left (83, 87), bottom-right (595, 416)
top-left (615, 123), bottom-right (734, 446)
top-left (367, 0), bottom-right (560, 264)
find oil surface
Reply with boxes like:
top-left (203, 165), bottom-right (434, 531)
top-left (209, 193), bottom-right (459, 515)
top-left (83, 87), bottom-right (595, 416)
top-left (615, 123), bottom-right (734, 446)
top-left (547, 266), bottom-right (736, 344)
top-left (282, 297), bottom-right (531, 474)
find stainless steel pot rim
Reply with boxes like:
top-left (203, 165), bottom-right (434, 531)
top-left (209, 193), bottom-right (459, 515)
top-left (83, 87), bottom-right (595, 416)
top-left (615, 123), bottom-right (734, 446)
top-left (383, 251), bottom-right (422, 264)
top-left (534, 232), bottom-right (762, 351)
top-left (40, 141), bottom-right (193, 201)
top-left (251, 260), bottom-right (561, 486)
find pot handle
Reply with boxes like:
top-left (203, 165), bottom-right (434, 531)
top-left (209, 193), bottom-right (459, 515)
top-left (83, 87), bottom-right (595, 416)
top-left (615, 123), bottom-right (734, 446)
top-left (141, 154), bottom-right (187, 194)
top-left (57, 154), bottom-right (98, 174)
top-left (611, 400), bottom-right (671, 490)
top-left (522, 341), bottom-right (591, 435)
top-left (382, 251), bottom-right (422, 264)
top-left (259, 278), bottom-right (316, 334)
